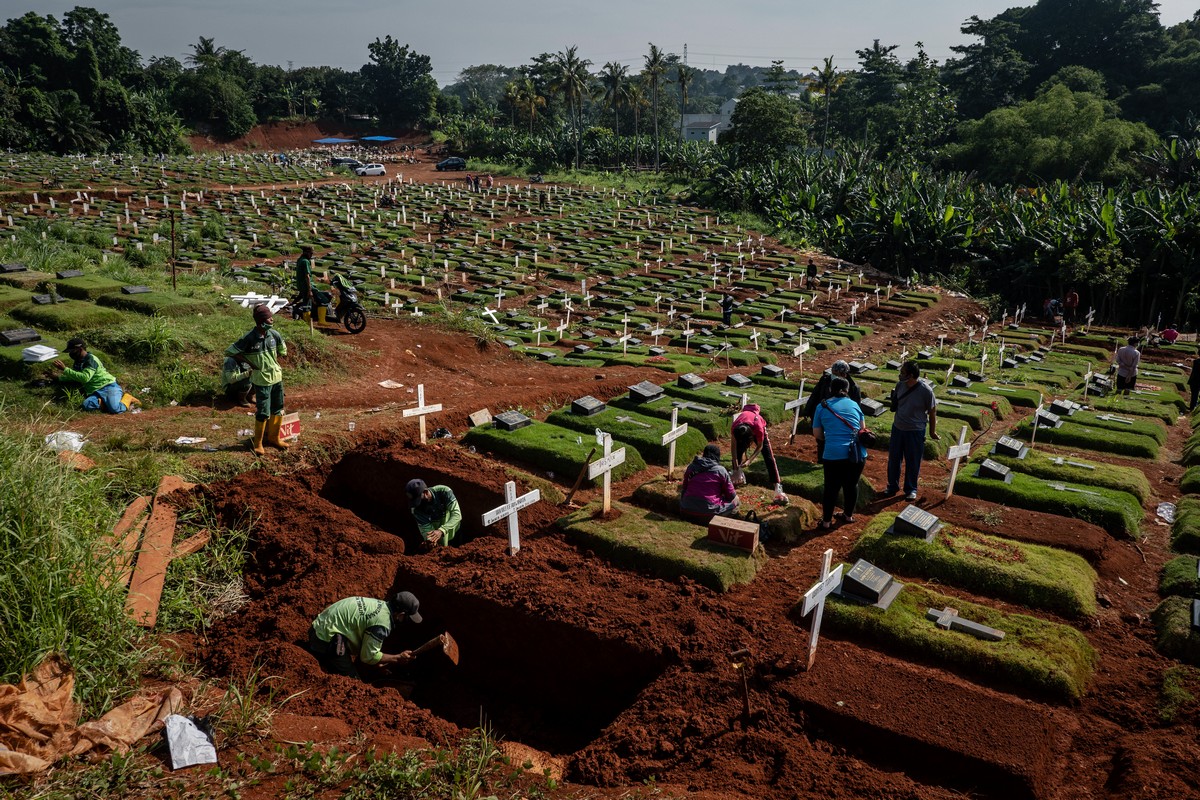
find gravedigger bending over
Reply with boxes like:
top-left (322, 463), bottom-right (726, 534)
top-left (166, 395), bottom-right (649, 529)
top-left (226, 304), bottom-right (288, 455)
top-left (52, 337), bottom-right (138, 413)
top-left (308, 593), bottom-right (423, 679)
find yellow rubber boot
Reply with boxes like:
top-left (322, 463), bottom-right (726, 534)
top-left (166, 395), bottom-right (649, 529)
top-left (121, 392), bottom-right (140, 410)
top-left (266, 414), bottom-right (290, 450)
top-left (316, 305), bottom-right (327, 325)
top-left (250, 419), bottom-right (267, 456)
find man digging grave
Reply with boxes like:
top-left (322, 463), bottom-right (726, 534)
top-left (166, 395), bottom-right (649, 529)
top-left (407, 478), bottom-right (462, 547)
top-left (307, 592), bottom-right (424, 679)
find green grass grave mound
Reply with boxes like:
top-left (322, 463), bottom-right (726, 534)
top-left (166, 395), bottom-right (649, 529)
top-left (955, 467), bottom-right (1142, 538)
top-left (97, 292), bottom-right (211, 318)
top-left (54, 275), bottom-right (125, 300)
top-left (662, 383), bottom-right (789, 423)
top-left (1151, 597), bottom-right (1200, 667)
top-left (819, 582), bottom-right (1096, 702)
top-left (607, 395), bottom-right (726, 441)
top-left (1013, 418), bottom-right (1160, 459)
top-left (984, 449), bottom-right (1151, 504)
top-left (544, 406), bottom-right (706, 466)
top-left (0, 285), bottom-right (33, 311)
top-left (11, 302), bottom-right (127, 332)
top-left (976, 385), bottom-right (1043, 408)
top-left (1171, 497), bottom-right (1200, 555)
top-left (556, 500), bottom-right (766, 592)
top-left (1087, 396), bottom-right (1182, 423)
top-left (746, 455), bottom-right (875, 511)
top-left (462, 421), bottom-right (646, 486)
top-left (852, 513), bottom-right (1097, 618)
top-left (1182, 466), bottom-right (1200, 496)
top-left (1160, 556), bottom-right (1200, 598)
top-left (630, 475), bottom-right (819, 543)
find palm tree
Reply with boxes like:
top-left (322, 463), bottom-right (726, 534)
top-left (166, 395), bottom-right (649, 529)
top-left (513, 77), bottom-right (545, 136)
top-left (675, 63), bottom-right (695, 141)
top-left (600, 61), bottom-right (628, 167)
top-left (627, 80), bottom-right (649, 169)
top-left (502, 80), bottom-right (520, 127)
top-left (187, 37), bottom-right (225, 69)
top-left (642, 43), bottom-right (669, 170)
top-left (552, 46), bottom-right (593, 170)
top-left (808, 56), bottom-right (846, 151)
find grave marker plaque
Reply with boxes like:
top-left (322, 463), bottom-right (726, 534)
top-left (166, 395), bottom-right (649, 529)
top-left (1049, 399), bottom-right (1078, 416)
top-left (725, 374), bottom-right (752, 389)
top-left (493, 410), bottom-right (532, 431)
top-left (55, 269), bottom-right (84, 279)
top-left (628, 380), bottom-right (664, 403)
top-left (571, 396), bottom-right (606, 416)
top-left (1035, 409), bottom-right (1063, 429)
top-left (0, 328), bottom-right (40, 346)
top-left (917, 349), bottom-right (933, 359)
top-left (951, 374), bottom-right (972, 388)
top-left (838, 560), bottom-right (901, 609)
top-left (760, 364), bottom-right (784, 378)
top-left (992, 436), bottom-right (1029, 459)
top-left (0, 263), bottom-right (28, 273)
top-left (647, 346), bottom-right (666, 356)
top-left (1001, 358), bottom-right (1018, 369)
top-left (885, 360), bottom-right (902, 370)
top-left (860, 398), bottom-right (887, 417)
top-left (975, 458), bottom-right (1014, 483)
top-left (887, 505), bottom-right (942, 542)
top-left (678, 373), bottom-right (706, 390)
top-left (121, 285), bottom-right (151, 294)
top-left (573, 344), bottom-right (591, 354)
top-left (468, 408), bottom-right (493, 428)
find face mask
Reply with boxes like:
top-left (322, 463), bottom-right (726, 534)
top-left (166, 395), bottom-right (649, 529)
top-left (261, 322), bottom-right (273, 330)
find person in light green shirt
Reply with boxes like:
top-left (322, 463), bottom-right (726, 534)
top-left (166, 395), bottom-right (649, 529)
top-left (226, 304), bottom-right (287, 455)
top-left (406, 479), bottom-right (462, 546)
top-left (307, 592), bottom-right (423, 678)
top-left (52, 337), bottom-right (137, 413)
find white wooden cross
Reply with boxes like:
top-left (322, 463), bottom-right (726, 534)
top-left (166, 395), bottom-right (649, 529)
top-left (1084, 307), bottom-right (1095, 334)
top-left (874, 287), bottom-right (882, 306)
top-left (481, 480), bottom-right (541, 556)
top-left (682, 326), bottom-right (695, 353)
top-left (587, 430), bottom-right (626, 514)
top-left (482, 306), bottom-right (500, 325)
top-left (938, 333), bottom-right (947, 352)
top-left (801, 548), bottom-right (843, 670)
top-left (1083, 367), bottom-right (1094, 400)
top-left (945, 363), bottom-right (955, 385)
top-left (979, 350), bottom-right (988, 375)
top-left (555, 318), bottom-right (568, 337)
top-left (945, 425), bottom-right (971, 499)
top-left (402, 384), bottom-right (443, 444)
top-left (793, 336), bottom-right (810, 372)
top-left (660, 408), bottom-right (690, 479)
top-left (1030, 401), bottom-right (1045, 448)
top-left (699, 292), bottom-right (707, 312)
top-left (749, 328), bottom-right (760, 351)
top-left (533, 322), bottom-right (548, 346)
top-left (650, 325), bottom-right (665, 347)
top-left (850, 301), bottom-right (858, 325)
top-left (786, 379), bottom-right (809, 440)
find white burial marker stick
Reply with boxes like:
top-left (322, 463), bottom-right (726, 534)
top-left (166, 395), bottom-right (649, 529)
top-left (587, 430), bottom-right (626, 514)
top-left (786, 379), bottom-right (809, 440)
top-left (801, 548), bottom-right (843, 670)
top-left (945, 425), bottom-right (971, 499)
top-left (660, 408), bottom-right (690, 479)
top-left (402, 384), bottom-right (443, 444)
top-left (481, 480), bottom-right (541, 555)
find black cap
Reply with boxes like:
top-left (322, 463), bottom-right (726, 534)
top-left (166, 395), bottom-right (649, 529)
top-left (253, 304), bottom-right (273, 324)
top-left (65, 338), bottom-right (85, 351)
top-left (390, 591), bottom-right (422, 623)
top-left (406, 478), bottom-right (427, 506)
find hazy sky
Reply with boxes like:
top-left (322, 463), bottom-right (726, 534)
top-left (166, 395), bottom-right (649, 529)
top-left (10, 1), bottom-right (1200, 84)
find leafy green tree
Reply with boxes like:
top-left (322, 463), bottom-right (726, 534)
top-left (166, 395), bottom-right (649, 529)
top-left (643, 43), bottom-right (670, 169)
top-left (361, 37), bottom-right (438, 126)
top-left (946, 15), bottom-right (1031, 119)
top-left (444, 64), bottom-right (521, 116)
top-left (61, 7), bottom-right (139, 83)
top-left (947, 83), bottom-right (1159, 183)
top-left (719, 86), bottom-right (805, 162)
top-left (39, 89), bottom-right (105, 153)
top-left (0, 12), bottom-right (71, 89)
top-left (762, 60), bottom-right (799, 95)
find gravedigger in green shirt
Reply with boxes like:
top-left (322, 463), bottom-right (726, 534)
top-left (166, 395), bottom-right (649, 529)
top-left (307, 592), bottom-right (423, 678)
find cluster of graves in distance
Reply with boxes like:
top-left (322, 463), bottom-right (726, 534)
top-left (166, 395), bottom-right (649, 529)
top-left (2, 163), bottom-right (1198, 730)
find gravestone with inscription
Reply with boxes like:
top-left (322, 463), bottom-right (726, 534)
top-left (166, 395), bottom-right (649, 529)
top-left (992, 436), bottom-right (1029, 459)
top-left (975, 458), bottom-right (1014, 483)
top-left (493, 410), bottom-right (532, 431)
top-left (887, 505), bottom-right (942, 542)
top-left (571, 396), bottom-right (606, 416)
top-left (885, 360), bottom-right (902, 370)
top-left (1049, 399), bottom-right (1079, 416)
top-left (628, 380), bottom-right (665, 403)
top-left (951, 374), bottom-right (972, 388)
top-left (860, 398), bottom-right (887, 417)
top-left (121, 285), bottom-right (152, 294)
top-left (760, 364), bottom-right (784, 378)
top-left (0, 328), bottom-right (40, 346)
top-left (838, 560), bottom-right (902, 609)
top-left (55, 269), bottom-right (84, 279)
top-left (725, 374), bottom-right (753, 389)
top-left (1035, 409), bottom-right (1063, 429)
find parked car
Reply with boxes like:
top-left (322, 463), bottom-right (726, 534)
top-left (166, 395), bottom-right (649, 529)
top-left (435, 157), bottom-right (466, 171)
top-left (331, 157), bottom-right (362, 169)
top-left (355, 163), bottom-right (386, 176)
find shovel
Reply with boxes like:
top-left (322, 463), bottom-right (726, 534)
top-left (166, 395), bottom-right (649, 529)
top-left (407, 632), bottom-right (460, 665)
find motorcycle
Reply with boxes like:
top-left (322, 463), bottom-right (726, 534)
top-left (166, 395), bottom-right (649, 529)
top-left (291, 273), bottom-right (367, 334)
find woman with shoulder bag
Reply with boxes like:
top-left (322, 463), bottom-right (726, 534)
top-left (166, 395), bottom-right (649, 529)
top-left (811, 376), bottom-right (868, 529)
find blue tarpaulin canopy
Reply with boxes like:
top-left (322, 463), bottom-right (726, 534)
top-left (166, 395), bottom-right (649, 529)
top-left (360, 135), bottom-right (398, 142)
top-left (312, 137), bottom-right (357, 144)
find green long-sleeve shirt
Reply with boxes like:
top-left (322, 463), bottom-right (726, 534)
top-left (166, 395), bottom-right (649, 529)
top-left (295, 256), bottom-right (313, 296)
top-left (411, 484), bottom-right (462, 545)
top-left (226, 328), bottom-right (286, 387)
top-left (311, 597), bottom-right (393, 666)
top-left (59, 353), bottom-right (117, 394)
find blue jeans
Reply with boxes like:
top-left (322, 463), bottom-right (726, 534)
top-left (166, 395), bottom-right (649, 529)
top-left (886, 427), bottom-right (925, 494)
top-left (82, 382), bottom-right (126, 414)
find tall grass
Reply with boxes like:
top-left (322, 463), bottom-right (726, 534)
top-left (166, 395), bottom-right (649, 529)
top-left (0, 426), bottom-right (146, 714)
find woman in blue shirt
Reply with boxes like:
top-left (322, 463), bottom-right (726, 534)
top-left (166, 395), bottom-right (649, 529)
top-left (811, 376), bottom-right (868, 528)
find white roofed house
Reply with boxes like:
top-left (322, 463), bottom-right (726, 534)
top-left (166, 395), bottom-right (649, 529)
top-left (679, 98), bottom-right (738, 145)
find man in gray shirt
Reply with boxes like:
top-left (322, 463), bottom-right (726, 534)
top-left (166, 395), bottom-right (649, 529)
top-left (885, 361), bottom-right (939, 501)
top-left (1115, 336), bottom-right (1140, 396)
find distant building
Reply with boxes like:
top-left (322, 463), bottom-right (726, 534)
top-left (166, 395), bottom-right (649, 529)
top-left (679, 98), bottom-right (738, 144)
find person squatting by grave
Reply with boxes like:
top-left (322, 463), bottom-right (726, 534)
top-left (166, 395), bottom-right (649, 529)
top-left (1115, 336), bottom-right (1141, 396)
top-left (52, 338), bottom-right (139, 414)
top-left (885, 360), bottom-right (939, 501)
top-left (220, 356), bottom-right (253, 406)
top-left (804, 360), bottom-right (863, 425)
top-left (679, 444), bottom-right (740, 523)
top-left (226, 304), bottom-right (288, 456)
top-left (307, 592), bottom-right (423, 679)
top-left (731, 403), bottom-right (788, 504)
top-left (812, 376), bottom-right (868, 529)
top-left (407, 479), bottom-right (462, 546)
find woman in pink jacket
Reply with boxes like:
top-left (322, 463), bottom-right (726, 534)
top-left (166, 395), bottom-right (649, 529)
top-left (679, 444), bottom-right (740, 523)
top-left (731, 403), bottom-right (787, 503)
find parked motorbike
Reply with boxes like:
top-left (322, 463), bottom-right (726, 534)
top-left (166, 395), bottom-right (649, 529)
top-left (291, 274), bottom-right (367, 334)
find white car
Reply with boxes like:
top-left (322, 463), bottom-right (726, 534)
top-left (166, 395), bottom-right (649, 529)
top-left (355, 163), bottom-right (386, 176)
